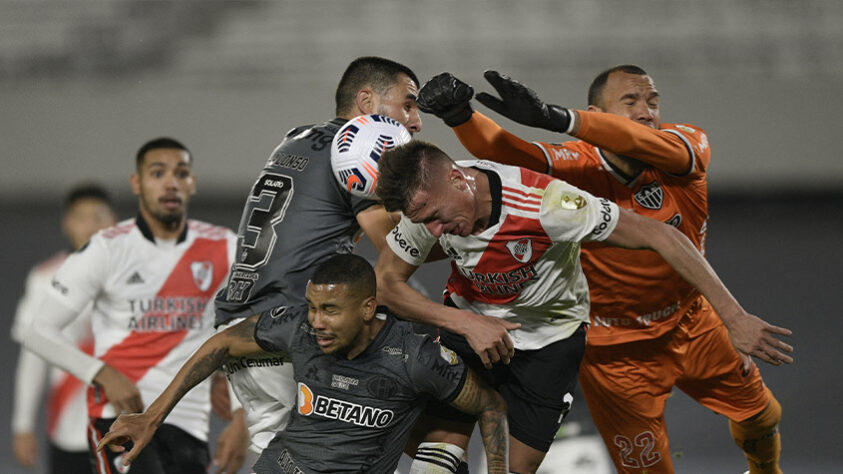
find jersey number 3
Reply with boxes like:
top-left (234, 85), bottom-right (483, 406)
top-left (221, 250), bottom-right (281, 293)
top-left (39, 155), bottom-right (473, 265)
top-left (237, 172), bottom-right (294, 269)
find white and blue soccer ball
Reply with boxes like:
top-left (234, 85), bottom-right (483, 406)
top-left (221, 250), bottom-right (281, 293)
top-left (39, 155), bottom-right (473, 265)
top-left (331, 114), bottom-right (411, 199)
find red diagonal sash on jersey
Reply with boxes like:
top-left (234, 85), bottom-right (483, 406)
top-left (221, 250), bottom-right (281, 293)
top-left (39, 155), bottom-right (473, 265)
top-left (448, 214), bottom-right (552, 304)
top-left (87, 238), bottom-right (228, 417)
top-left (47, 339), bottom-right (94, 437)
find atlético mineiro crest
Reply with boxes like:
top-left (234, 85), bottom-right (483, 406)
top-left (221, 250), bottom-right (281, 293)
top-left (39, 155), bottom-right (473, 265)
top-left (190, 261), bottom-right (213, 291)
top-left (634, 181), bottom-right (664, 210)
top-left (506, 238), bottom-right (533, 263)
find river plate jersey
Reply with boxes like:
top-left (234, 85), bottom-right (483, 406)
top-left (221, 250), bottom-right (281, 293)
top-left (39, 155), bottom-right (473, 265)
top-left (453, 111), bottom-right (716, 345)
top-left (253, 307), bottom-right (467, 474)
top-left (214, 118), bottom-right (377, 326)
top-left (11, 251), bottom-right (93, 451)
top-left (388, 161), bottom-right (620, 351)
top-left (45, 217), bottom-right (235, 441)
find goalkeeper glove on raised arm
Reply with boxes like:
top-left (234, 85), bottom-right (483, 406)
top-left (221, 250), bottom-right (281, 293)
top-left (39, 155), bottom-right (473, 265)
top-left (417, 72), bottom-right (476, 127)
top-left (475, 70), bottom-right (573, 134)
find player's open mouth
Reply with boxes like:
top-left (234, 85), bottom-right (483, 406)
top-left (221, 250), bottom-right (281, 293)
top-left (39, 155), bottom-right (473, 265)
top-left (315, 334), bottom-right (334, 346)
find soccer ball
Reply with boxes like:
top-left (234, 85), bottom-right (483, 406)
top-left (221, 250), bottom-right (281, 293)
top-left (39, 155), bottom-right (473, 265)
top-left (331, 114), bottom-right (411, 199)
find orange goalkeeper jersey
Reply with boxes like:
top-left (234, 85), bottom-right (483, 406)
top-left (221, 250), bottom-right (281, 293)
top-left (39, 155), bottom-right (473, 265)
top-left (454, 110), bottom-right (719, 345)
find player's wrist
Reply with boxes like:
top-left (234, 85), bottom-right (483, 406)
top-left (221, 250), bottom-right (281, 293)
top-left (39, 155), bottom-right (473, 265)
top-left (546, 105), bottom-right (574, 134)
top-left (442, 104), bottom-right (474, 127)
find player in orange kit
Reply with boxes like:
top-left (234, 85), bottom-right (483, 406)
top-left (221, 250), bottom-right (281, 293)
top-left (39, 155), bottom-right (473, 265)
top-left (415, 66), bottom-right (792, 473)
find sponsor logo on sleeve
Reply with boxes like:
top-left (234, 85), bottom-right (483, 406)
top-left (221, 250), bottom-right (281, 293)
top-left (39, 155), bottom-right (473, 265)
top-left (675, 124), bottom-right (696, 134)
top-left (590, 199), bottom-right (615, 238)
top-left (390, 226), bottom-right (421, 259)
top-left (50, 277), bottom-right (69, 295)
top-left (551, 148), bottom-right (580, 162)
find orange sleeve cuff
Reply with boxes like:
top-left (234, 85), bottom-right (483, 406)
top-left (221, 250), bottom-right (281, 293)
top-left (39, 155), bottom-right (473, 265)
top-left (453, 112), bottom-right (548, 173)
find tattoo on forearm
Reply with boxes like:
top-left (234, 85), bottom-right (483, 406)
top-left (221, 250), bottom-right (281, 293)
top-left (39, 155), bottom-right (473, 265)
top-left (452, 371), bottom-right (509, 472)
top-left (173, 347), bottom-right (229, 404)
top-left (230, 316), bottom-right (258, 342)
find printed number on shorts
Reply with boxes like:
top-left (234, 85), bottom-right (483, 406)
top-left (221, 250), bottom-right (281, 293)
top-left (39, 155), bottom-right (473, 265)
top-left (237, 172), bottom-right (294, 269)
top-left (614, 431), bottom-right (661, 468)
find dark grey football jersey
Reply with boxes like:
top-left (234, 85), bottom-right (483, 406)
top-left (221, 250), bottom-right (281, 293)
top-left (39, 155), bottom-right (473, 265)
top-left (214, 118), bottom-right (376, 326)
top-left (252, 307), bottom-right (467, 474)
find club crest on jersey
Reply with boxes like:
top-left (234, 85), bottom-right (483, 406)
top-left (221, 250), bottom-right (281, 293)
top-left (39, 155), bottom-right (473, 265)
top-left (190, 261), bottom-right (214, 291)
top-left (297, 382), bottom-right (394, 428)
top-left (634, 181), bottom-right (664, 210)
top-left (506, 238), bottom-right (533, 263)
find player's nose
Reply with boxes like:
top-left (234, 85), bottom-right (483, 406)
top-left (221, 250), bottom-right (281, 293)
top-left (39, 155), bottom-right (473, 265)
top-left (425, 221), bottom-right (443, 238)
top-left (405, 109), bottom-right (422, 134)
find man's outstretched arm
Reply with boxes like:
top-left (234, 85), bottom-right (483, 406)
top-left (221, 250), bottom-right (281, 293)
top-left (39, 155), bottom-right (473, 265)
top-left (375, 245), bottom-right (520, 369)
top-left (604, 209), bottom-right (794, 366)
top-left (96, 315), bottom-right (264, 465)
top-left (448, 369), bottom-right (509, 474)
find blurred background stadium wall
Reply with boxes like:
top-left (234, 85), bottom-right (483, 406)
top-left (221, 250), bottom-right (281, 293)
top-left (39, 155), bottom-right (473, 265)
top-left (1, 1), bottom-right (840, 472)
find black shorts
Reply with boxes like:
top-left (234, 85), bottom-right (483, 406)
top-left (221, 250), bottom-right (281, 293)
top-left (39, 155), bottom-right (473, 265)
top-left (87, 417), bottom-right (209, 474)
top-left (48, 443), bottom-right (89, 474)
top-left (427, 306), bottom-right (587, 452)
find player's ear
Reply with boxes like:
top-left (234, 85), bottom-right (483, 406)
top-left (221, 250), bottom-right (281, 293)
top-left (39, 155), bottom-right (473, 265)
top-left (448, 167), bottom-right (466, 190)
top-left (129, 173), bottom-right (141, 196)
top-left (356, 88), bottom-right (375, 115)
top-left (360, 296), bottom-right (377, 321)
top-left (586, 104), bottom-right (601, 113)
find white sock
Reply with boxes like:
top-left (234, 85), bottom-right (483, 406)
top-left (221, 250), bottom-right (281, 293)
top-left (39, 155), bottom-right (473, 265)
top-left (410, 442), bottom-right (467, 474)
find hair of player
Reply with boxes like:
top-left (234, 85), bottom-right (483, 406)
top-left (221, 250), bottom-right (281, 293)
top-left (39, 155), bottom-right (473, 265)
top-left (310, 254), bottom-right (377, 299)
top-left (135, 137), bottom-right (192, 170)
top-left (64, 183), bottom-right (113, 211)
top-left (587, 64), bottom-right (649, 107)
top-left (334, 56), bottom-right (420, 116)
top-left (375, 140), bottom-right (451, 214)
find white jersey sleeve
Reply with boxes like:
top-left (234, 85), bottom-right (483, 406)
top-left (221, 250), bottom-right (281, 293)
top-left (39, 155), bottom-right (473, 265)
top-left (23, 239), bottom-right (109, 384)
top-left (539, 179), bottom-right (620, 243)
top-left (384, 214), bottom-right (438, 266)
top-left (11, 266), bottom-right (51, 433)
top-left (11, 348), bottom-right (47, 434)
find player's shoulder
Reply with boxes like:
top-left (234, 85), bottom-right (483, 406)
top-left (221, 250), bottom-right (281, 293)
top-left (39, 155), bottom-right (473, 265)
top-left (99, 218), bottom-right (136, 241)
top-left (31, 250), bottom-right (69, 275)
top-left (88, 219), bottom-right (138, 255)
top-left (187, 219), bottom-right (235, 241)
top-left (283, 117), bottom-right (343, 138)
top-left (265, 118), bottom-right (343, 170)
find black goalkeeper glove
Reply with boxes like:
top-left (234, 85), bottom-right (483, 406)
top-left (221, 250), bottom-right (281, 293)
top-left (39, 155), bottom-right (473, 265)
top-left (475, 70), bottom-right (573, 134)
top-left (417, 72), bottom-right (475, 127)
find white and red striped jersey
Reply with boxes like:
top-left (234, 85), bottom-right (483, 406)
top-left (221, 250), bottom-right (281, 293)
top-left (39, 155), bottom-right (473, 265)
top-left (387, 161), bottom-right (620, 350)
top-left (35, 216), bottom-right (235, 442)
top-left (11, 251), bottom-right (93, 451)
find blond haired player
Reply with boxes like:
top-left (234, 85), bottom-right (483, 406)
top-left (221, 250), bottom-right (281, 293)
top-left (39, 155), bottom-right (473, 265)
top-left (415, 66), bottom-right (792, 473)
